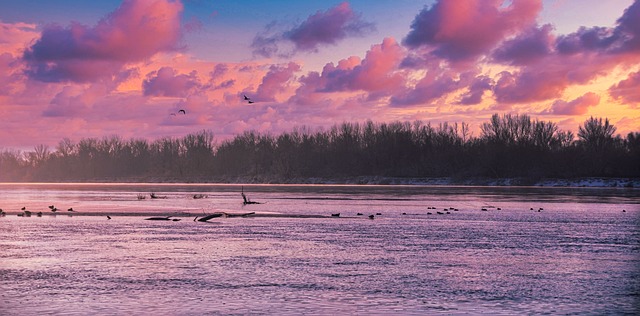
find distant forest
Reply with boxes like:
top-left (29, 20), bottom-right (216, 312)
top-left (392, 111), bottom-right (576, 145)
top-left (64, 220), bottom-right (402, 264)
top-left (1, 114), bottom-right (639, 183)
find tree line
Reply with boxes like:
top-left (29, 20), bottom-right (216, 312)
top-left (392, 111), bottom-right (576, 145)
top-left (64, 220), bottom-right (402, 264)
top-left (1, 114), bottom-right (638, 182)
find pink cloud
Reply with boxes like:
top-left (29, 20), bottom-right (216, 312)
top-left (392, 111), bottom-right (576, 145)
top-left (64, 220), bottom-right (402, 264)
top-left (391, 68), bottom-right (471, 106)
top-left (143, 67), bottom-right (202, 97)
top-left (492, 39), bottom-right (628, 104)
top-left (251, 2), bottom-right (374, 57)
top-left (0, 21), bottom-right (39, 54)
top-left (43, 81), bottom-right (125, 118)
top-left (160, 94), bottom-right (212, 126)
top-left (549, 92), bottom-right (600, 115)
top-left (290, 37), bottom-right (405, 103)
top-left (245, 62), bottom-right (301, 102)
top-left (42, 86), bottom-right (90, 117)
top-left (349, 37), bottom-right (405, 93)
top-left (403, 0), bottom-right (541, 61)
top-left (23, 0), bottom-right (183, 83)
top-left (0, 53), bottom-right (23, 95)
top-left (609, 70), bottom-right (640, 104)
top-left (493, 69), bottom-right (568, 104)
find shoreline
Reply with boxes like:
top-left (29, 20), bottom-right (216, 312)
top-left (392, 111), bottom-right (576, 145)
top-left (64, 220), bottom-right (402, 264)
top-left (1, 177), bottom-right (639, 188)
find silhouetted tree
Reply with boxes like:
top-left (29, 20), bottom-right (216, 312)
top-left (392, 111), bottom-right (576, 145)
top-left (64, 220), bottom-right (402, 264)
top-left (1, 115), bottom-right (637, 182)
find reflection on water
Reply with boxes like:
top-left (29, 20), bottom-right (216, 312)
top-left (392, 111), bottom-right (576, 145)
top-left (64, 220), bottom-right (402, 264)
top-left (0, 184), bottom-right (639, 315)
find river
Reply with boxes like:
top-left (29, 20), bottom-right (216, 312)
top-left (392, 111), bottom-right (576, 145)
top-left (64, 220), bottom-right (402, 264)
top-left (1, 183), bottom-right (638, 315)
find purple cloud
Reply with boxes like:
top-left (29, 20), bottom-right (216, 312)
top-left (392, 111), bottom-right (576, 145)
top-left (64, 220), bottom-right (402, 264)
top-left (403, 0), bottom-right (541, 61)
top-left (458, 75), bottom-right (493, 105)
top-left (612, 0), bottom-right (640, 53)
top-left (252, 2), bottom-right (374, 58)
top-left (492, 24), bottom-right (554, 66)
top-left (609, 70), bottom-right (640, 104)
top-left (23, 0), bottom-right (183, 83)
top-left (42, 86), bottom-right (88, 117)
top-left (390, 69), bottom-right (469, 107)
top-left (556, 0), bottom-right (640, 55)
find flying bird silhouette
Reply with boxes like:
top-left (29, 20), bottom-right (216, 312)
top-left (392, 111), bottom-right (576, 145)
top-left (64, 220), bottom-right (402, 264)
top-left (178, 109), bottom-right (186, 114)
top-left (243, 95), bottom-right (256, 104)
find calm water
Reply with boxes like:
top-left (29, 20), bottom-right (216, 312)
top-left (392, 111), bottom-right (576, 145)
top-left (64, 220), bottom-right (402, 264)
top-left (1, 183), bottom-right (639, 315)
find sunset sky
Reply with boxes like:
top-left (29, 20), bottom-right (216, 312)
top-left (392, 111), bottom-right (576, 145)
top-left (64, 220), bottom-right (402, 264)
top-left (1, 0), bottom-right (638, 150)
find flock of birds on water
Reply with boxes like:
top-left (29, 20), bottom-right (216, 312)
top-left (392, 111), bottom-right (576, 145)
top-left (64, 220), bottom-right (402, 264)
top-left (0, 205), bottom-right (76, 218)
top-left (0, 192), bottom-right (628, 221)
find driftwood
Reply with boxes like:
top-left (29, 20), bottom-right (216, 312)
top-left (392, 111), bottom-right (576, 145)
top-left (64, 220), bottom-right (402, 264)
top-left (197, 212), bottom-right (256, 222)
top-left (197, 213), bottom-right (224, 222)
top-left (145, 216), bottom-right (180, 221)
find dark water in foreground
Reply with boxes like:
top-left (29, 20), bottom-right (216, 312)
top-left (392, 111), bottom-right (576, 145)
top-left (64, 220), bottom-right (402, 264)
top-left (1, 184), bottom-right (639, 315)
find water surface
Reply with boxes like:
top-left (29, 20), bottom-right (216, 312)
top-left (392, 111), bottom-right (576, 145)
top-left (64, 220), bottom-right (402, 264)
top-left (1, 184), bottom-right (638, 315)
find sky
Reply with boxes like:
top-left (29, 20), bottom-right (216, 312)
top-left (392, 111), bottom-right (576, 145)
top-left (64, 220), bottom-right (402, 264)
top-left (1, 0), bottom-right (639, 150)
